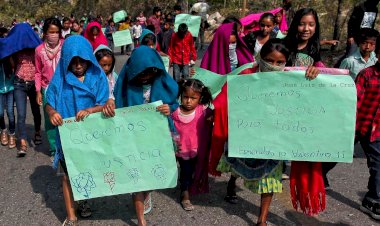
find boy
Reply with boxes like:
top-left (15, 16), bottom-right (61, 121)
top-left (355, 35), bottom-right (380, 221)
top-left (340, 28), bottom-right (379, 80)
top-left (168, 23), bottom-right (196, 81)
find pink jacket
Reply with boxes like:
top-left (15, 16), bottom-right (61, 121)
top-left (34, 41), bottom-right (63, 92)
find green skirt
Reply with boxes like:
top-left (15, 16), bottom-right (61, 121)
top-left (217, 155), bottom-right (283, 194)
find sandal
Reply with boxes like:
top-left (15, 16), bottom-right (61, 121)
top-left (62, 218), bottom-right (78, 226)
top-left (34, 131), bottom-right (42, 145)
top-left (143, 192), bottom-right (152, 215)
top-left (77, 200), bottom-right (92, 218)
top-left (224, 194), bottom-right (238, 204)
top-left (181, 199), bottom-right (194, 211)
top-left (17, 139), bottom-right (27, 157)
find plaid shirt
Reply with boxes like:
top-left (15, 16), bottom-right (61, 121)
top-left (355, 62), bottom-right (380, 141)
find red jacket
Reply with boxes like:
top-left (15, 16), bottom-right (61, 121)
top-left (168, 31), bottom-right (196, 65)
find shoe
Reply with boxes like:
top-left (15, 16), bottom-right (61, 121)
top-left (77, 200), bottom-right (92, 218)
top-left (62, 218), bottom-right (78, 226)
top-left (8, 134), bottom-right (16, 149)
top-left (34, 131), bottom-right (42, 145)
top-left (1, 130), bottom-right (8, 145)
top-left (17, 139), bottom-right (27, 157)
top-left (360, 198), bottom-right (380, 220)
top-left (181, 199), bottom-right (194, 211)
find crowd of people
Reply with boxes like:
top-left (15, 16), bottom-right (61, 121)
top-left (1, 0), bottom-right (380, 226)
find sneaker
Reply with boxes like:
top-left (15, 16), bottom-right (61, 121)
top-left (8, 134), bottom-right (16, 149)
top-left (62, 218), bottom-right (78, 226)
top-left (77, 200), bottom-right (92, 218)
top-left (360, 198), bottom-right (380, 220)
top-left (1, 130), bottom-right (8, 145)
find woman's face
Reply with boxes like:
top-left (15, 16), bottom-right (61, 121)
top-left (46, 24), bottom-right (60, 36)
top-left (92, 27), bottom-right (99, 36)
top-left (262, 50), bottom-right (287, 66)
top-left (72, 23), bottom-right (80, 32)
top-left (260, 18), bottom-right (274, 36)
top-left (297, 14), bottom-right (316, 41)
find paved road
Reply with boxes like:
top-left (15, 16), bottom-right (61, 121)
top-left (0, 47), bottom-right (378, 226)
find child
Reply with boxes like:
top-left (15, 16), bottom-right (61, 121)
top-left (132, 20), bottom-right (143, 48)
top-left (200, 22), bottom-right (253, 74)
top-left (45, 35), bottom-right (109, 226)
top-left (158, 21), bottom-right (173, 54)
top-left (340, 28), bottom-right (378, 80)
top-left (284, 8), bottom-right (325, 68)
top-left (139, 29), bottom-right (166, 56)
top-left (118, 19), bottom-right (130, 55)
top-left (283, 8), bottom-right (327, 214)
top-left (61, 17), bottom-right (71, 38)
top-left (35, 17), bottom-right (64, 158)
top-left (0, 57), bottom-right (16, 149)
top-left (209, 39), bottom-right (319, 225)
top-left (0, 23), bottom-right (43, 156)
top-left (94, 44), bottom-right (118, 106)
top-left (168, 23), bottom-right (197, 81)
top-left (84, 21), bottom-right (108, 50)
top-left (243, 13), bottom-right (277, 57)
top-left (172, 79), bottom-right (212, 211)
top-left (105, 20), bottom-right (117, 51)
top-left (70, 20), bottom-right (82, 35)
top-left (355, 36), bottom-right (380, 221)
top-left (103, 45), bottom-right (178, 226)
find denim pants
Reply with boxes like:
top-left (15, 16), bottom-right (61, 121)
top-left (178, 157), bottom-right (197, 191)
top-left (42, 88), bottom-right (56, 155)
top-left (360, 138), bottom-right (380, 202)
top-left (173, 64), bottom-right (189, 82)
top-left (0, 91), bottom-right (15, 134)
top-left (14, 78), bottom-right (41, 140)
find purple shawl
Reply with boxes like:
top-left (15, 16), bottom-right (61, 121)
top-left (200, 23), bottom-right (253, 75)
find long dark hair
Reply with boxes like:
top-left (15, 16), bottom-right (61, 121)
top-left (42, 17), bottom-right (63, 36)
top-left (95, 48), bottom-right (116, 73)
top-left (260, 38), bottom-right (290, 60)
top-left (284, 8), bottom-right (320, 65)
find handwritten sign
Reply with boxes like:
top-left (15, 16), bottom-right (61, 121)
top-left (174, 14), bottom-right (201, 37)
top-left (193, 67), bottom-right (227, 98)
top-left (112, 30), bottom-right (133, 47)
top-left (161, 56), bottom-right (170, 72)
top-left (227, 71), bottom-right (356, 162)
top-left (113, 10), bottom-right (127, 23)
top-left (58, 101), bottom-right (178, 201)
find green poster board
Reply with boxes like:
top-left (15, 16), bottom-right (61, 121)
top-left (112, 30), bottom-right (133, 47)
top-left (227, 71), bottom-right (356, 163)
top-left (174, 14), bottom-right (201, 37)
top-left (58, 101), bottom-right (178, 201)
top-left (161, 56), bottom-right (170, 72)
top-left (101, 28), bottom-right (106, 34)
top-left (192, 67), bottom-right (226, 98)
top-left (113, 10), bottom-right (127, 23)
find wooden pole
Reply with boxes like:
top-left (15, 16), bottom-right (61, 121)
top-left (242, 0), bottom-right (247, 17)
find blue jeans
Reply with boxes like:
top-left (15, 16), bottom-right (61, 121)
top-left (360, 138), bottom-right (380, 202)
top-left (14, 78), bottom-right (41, 140)
top-left (0, 91), bottom-right (15, 134)
top-left (173, 64), bottom-right (189, 82)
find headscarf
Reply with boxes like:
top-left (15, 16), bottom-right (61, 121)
top-left (47, 35), bottom-right (109, 168)
top-left (84, 21), bottom-right (108, 50)
top-left (240, 7), bottom-right (288, 35)
top-left (0, 23), bottom-right (42, 59)
top-left (200, 23), bottom-right (253, 75)
top-left (114, 45), bottom-right (178, 111)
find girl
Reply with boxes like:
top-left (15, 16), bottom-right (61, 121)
top-left (243, 13), bottom-right (277, 57)
top-left (0, 57), bottom-right (16, 149)
top-left (35, 17), bottom-right (64, 158)
top-left (200, 22), bottom-right (252, 74)
top-left (70, 20), bottom-right (82, 35)
top-left (172, 79), bottom-right (212, 211)
top-left (139, 29), bottom-right (165, 54)
top-left (84, 21), bottom-right (108, 50)
top-left (0, 23), bottom-right (43, 156)
top-left (283, 8), bottom-right (327, 216)
top-left (103, 46), bottom-right (178, 226)
top-left (209, 38), bottom-right (319, 226)
top-left (94, 44), bottom-right (118, 108)
top-left (284, 8), bottom-right (325, 68)
top-left (46, 35), bottom-right (109, 226)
